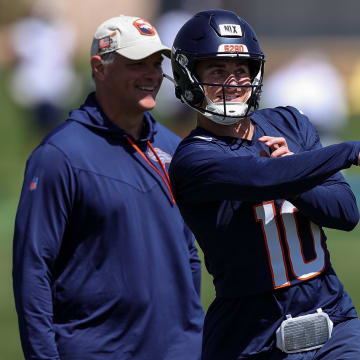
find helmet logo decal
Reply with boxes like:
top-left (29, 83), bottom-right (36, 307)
top-left (176, 54), bottom-right (188, 67)
top-left (218, 44), bottom-right (249, 55)
top-left (133, 19), bottom-right (156, 36)
top-left (219, 24), bottom-right (242, 37)
top-left (184, 90), bottom-right (194, 101)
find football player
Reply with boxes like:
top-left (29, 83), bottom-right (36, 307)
top-left (169, 9), bottom-right (360, 360)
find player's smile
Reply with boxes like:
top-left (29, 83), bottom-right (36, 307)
top-left (214, 88), bottom-right (250, 103)
top-left (212, 85), bottom-right (251, 105)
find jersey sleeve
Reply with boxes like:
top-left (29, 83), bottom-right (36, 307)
top-left (13, 143), bottom-right (75, 360)
top-left (286, 106), bottom-right (359, 230)
top-left (169, 139), bottom-right (360, 205)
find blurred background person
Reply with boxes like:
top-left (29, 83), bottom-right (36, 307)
top-left (348, 57), bottom-right (360, 118)
top-left (8, 0), bottom-right (81, 134)
top-left (262, 51), bottom-right (348, 146)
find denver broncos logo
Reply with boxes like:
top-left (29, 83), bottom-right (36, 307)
top-left (147, 148), bottom-right (172, 164)
top-left (133, 19), bottom-right (156, 36)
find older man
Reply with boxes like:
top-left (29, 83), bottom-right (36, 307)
top-left (13, 15), bottom-right (204, 360)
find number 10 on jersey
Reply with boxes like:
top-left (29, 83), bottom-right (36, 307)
top-left (254, 200), bottom-right (326, 289)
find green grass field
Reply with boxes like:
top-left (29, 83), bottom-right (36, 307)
top-left (1, 66), bottom-right (360, 359)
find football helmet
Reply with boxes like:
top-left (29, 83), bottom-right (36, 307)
top-left (171, 9), bottom-right (265, 125)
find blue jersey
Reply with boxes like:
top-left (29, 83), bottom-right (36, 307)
top-left (169, 106), bottom-right (360, 359)
top-left (13, 93), bottom-right (204, 360)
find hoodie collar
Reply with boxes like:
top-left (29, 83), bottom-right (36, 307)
top-left (68, 92), bottom-right (157, 143)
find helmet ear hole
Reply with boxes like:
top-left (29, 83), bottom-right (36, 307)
top-left (184, 87), bottom-right (204, 106)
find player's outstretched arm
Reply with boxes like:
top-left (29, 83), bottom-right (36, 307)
top-left (170, 140), bottom-right (360, 204)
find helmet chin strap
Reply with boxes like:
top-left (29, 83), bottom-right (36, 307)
top-left (204, 90), bottom-right (251, 125)
top-left (205, 100), bottom-right (248, 125)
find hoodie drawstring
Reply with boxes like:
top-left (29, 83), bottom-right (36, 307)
top-left (125, 136), bottom-right (176, 205)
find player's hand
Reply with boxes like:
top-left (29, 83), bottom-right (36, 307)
top-left (258, 136), bottom-right (294, 158)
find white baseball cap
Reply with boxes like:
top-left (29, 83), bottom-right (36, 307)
top-left (90, 15), bottom-right (171, 60)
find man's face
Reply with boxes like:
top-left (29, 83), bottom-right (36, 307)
top-left (196, 58), bottom-right (252, 105)
top-left (103, 52), bottom-right (164, 113)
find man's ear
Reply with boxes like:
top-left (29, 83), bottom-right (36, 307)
top-left (91, 55), bottom-right (105, 81)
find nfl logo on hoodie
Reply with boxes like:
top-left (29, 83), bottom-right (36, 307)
top-left (29, 177), bottom-right (38, 191)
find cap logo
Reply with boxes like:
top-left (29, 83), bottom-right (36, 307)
top-left (219, 24), bottom-right (242, 37)
top-left (133, 18), bottom-right (156, 36)
top-left (98, 31), bottom-right (118, 54)
top-left (176, 54), bottom-right (188, 67)
top-left (99, 36), bottom-right (111, 50)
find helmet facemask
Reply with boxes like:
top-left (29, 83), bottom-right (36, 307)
top-left (202, 61), bottom-right (262, 125)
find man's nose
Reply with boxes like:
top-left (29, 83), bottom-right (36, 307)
top-left (223, 75), bottom-right (240, 93)
top-left (224, 74), bottom-right (238, 85)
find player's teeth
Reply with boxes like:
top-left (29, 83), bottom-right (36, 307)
top-left (139, 86), bottom-right (154, 91)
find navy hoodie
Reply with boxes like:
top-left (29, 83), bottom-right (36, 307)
top-left (13, 93), bottom-right (204, 360)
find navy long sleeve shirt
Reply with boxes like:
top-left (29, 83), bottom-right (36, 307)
top-left (13, 93), bottom-right (204, 360)
top-left (169, 106), bottom-right (360, 358)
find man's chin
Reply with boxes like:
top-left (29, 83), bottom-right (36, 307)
top-left (139, 98), bottom-right (156, 111)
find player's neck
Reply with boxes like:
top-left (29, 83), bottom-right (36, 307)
top-left (197, 115), bottom-right (254, 140)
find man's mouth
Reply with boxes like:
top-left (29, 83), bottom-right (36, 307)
top-left (137, 85), bottom-right (156, 92)
top-left (215, 95), bottom-right (242, 102)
